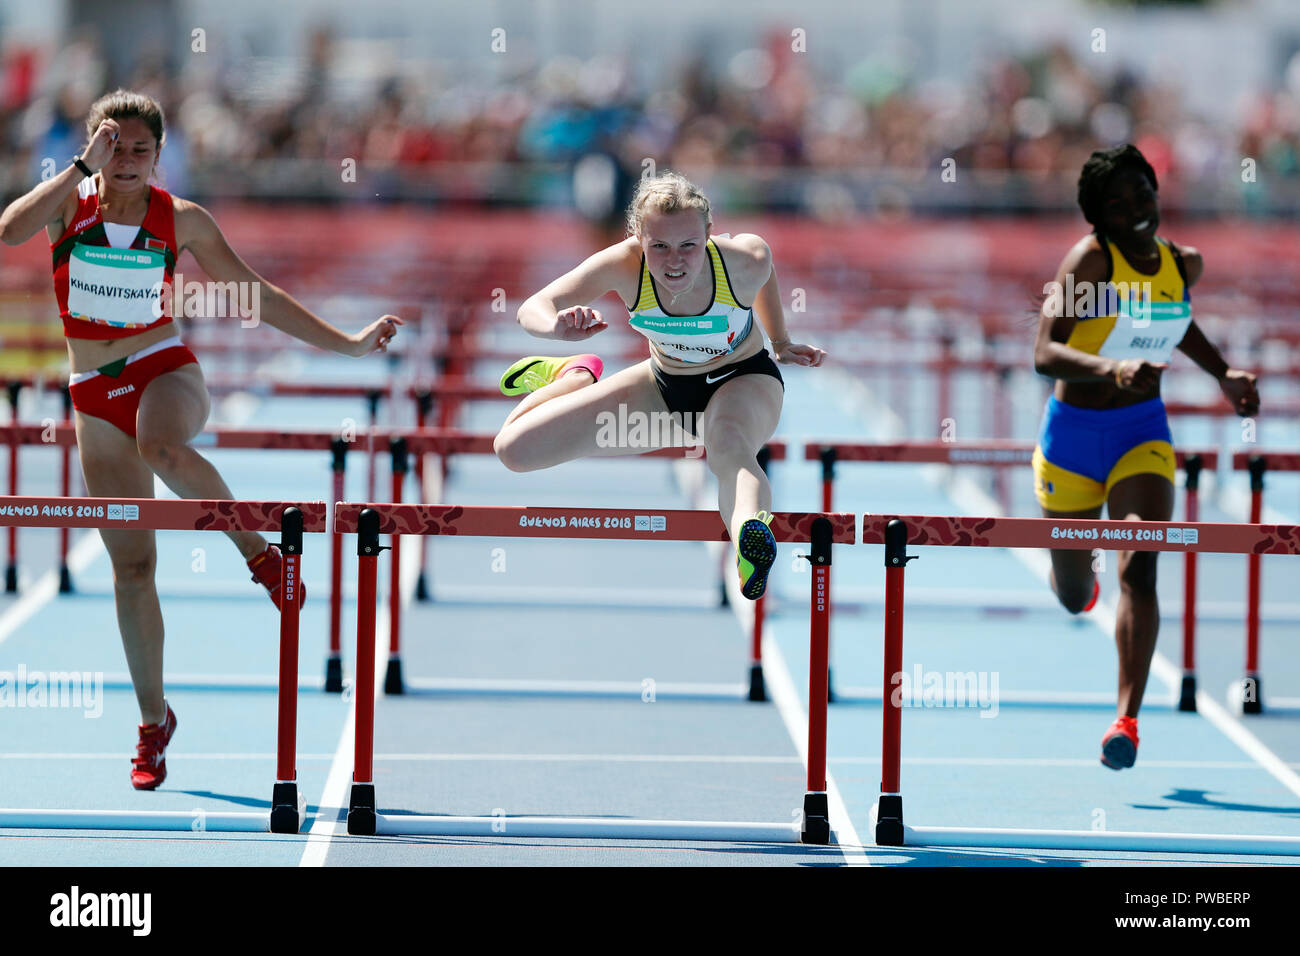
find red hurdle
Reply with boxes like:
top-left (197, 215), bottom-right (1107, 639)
top-left (335, 503), bottom-right (854, 843)
top-left (0, 496), bottom-right (323, 834)
top-left (1230, 451), bottom-right (1300, 713)
top-left (862, 511), bottom-right (1300, 854)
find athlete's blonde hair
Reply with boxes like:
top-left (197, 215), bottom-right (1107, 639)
top-left (626, 172), bottom-right (712, 237)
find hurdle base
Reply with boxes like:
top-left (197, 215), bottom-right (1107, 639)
top-left (4, 565), bottom-right (15, 593)
top-left (269, 782), bottom-right (303, 834)
top-left (875, 795), bottom-right (904, 846)
top-left (1178, 674), bottom-right (1197, 712)
top-left (384, 657), bottom-right (405, 695)
top-left (58, 564), bottom-right (73, 594)
top-left (747, 664), bottom-right (767, 702)
top-left (719, 579), bottom-right (729, 607)
top-left (1241, 675), bottom-right (1262, 715)
top-left (371, 814), bottom-right (800, 842)
top-left (347, 783), bottom-right (377, 835)
top-left (324, 655), bottom-right (344, 694)
top-left (415, 572), bottom-right (429, 602)
top-left (801, 791), bottom-right (830, 845)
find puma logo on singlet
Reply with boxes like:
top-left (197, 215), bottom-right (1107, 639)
top-left (106, 384), bottom-right (136, 400)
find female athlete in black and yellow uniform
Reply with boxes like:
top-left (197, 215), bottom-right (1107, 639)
top-left (1032, 145), bottom-right (1259, 770)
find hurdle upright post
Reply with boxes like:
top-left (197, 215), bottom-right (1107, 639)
top-left (1179, 454), bottom-right (1203, 711)
top-left (347, 508), bottom-right (382, 835)
top-left (385, 437), bottom-right (408, 695)
top-left (270, 507), bottom-right (305, 834)
top-left (801, 517), bottom-right (833, 845)
top-left (1242, 455), bottom-right (1266, 714)
top-left (413, 389), bottom-right (433, 601)
top-left (746, 444), bottom-right (773, 700)
top-left (58, 387), bottom-right (74, 593)
top-left (365, 389), bottom-right (381, 502)
top-left (5, 382), bottom-right (21, 592)
top-left (876, 518), bottom-right (915, 846)
top-left (326, 438), bottom-right (348, 693)
top-left (818, 446), bottom-right (837, 702)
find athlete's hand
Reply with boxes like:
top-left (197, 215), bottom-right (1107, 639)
top-left (772, 340), bottom-right (825, 367)
top-left (555, 306), bottom-right (607, 341)
top-left (350, 314), bottom-right (403, 356)
top-left (1112, 359), bottom-right (1166, 392)
top-left (1220, 368), bottom-right (1260, 417)
top-left (80, 119), bottom-right (121, 173)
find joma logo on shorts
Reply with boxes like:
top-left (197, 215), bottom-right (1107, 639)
top-left (106, 384), bottom-right (136, 400)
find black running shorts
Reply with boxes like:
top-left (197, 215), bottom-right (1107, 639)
top-left (651, 348), bottom-right (784, 419)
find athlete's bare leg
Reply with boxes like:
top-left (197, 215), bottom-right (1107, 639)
top-left (1106, 473), bottom-right (1174, 718)
top-left (696, 374), bottom-right (783, 544)
top-left (134, 362), bottom-right (267, 559)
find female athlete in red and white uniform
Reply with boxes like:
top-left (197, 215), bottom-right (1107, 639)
top-left (0, 90), bottom-right (401, 789)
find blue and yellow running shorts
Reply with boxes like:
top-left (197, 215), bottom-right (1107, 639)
top-left (1032, 396), bottom-right (1176, 512)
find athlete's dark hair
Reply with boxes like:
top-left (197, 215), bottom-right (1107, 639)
top-left (84, 89), bottom-right (166, 150)
top-left (1076, 144), bottom-right (1157, 232)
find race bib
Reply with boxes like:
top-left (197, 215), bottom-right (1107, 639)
top-left (67, 244), bottom-right (166, 327)
top-left (1096, 296), bottom-right (1192, 363)
top-left (629, 313), bottom-right (736, 362)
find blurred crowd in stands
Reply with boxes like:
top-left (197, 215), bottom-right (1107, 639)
top-left (2, 24), bottom-right (1298, 213)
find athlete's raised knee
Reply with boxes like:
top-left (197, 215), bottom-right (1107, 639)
top-left (494, 430), bottom-right (543, 473)
top-left (136, 435), bottom-right (188, 472)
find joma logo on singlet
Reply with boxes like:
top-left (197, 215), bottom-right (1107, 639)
top-left (73, 216), bottom-right (99, 232)
top-left (106, 384), bottom-right (135, 400)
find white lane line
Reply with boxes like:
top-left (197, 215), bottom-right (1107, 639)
top-left (299, 544), bottom-right (417, 866)
top-left (4, 753), bottom-right (1295, 770)
top-left (0, 532), bottom-right (104, 650)
top-left (726, 574), bottom-right (869, 864)
top-left (686, 439), bottom-right (866, 863)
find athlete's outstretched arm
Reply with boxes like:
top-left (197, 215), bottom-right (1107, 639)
top-left (177, 201), bottom-right (399, 355)
top-left (1168, 244), bottom-right (1259, 415)
top-left (516, 242), bottom-right (639, 340)
top-left (738, 235), bottom-right (823, 367)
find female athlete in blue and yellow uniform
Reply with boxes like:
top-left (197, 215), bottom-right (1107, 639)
top-left (493, 172), bottom-right (824, 600)
top-left (1032, 144), bottom-right (1259, 770)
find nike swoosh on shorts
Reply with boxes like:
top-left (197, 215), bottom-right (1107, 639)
top-left (705, 369), bottom-right (736, 384)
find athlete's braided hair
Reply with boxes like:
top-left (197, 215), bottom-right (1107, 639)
top-left (1076, 144), bottom-right (1157, 233)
